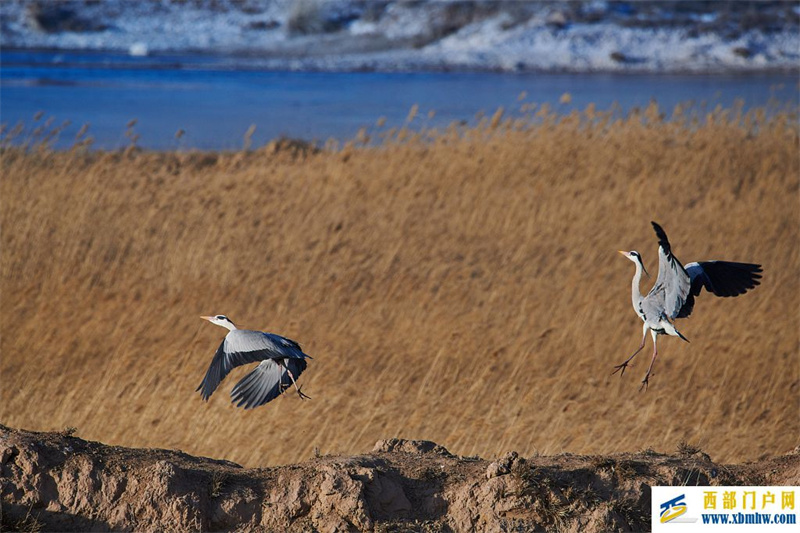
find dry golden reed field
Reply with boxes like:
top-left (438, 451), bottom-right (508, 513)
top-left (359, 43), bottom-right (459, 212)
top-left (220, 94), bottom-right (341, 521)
top-left (1, 102), bottom-right (798, 468)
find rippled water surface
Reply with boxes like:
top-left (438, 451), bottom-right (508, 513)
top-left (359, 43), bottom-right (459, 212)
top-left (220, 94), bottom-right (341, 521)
top-left (2, 50), bottom-right (797, 150)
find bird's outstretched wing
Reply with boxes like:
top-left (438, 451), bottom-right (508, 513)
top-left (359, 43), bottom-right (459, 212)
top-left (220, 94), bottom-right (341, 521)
top-left (649, 222), bottom-right (691, 319)
top-left (196, 339), bottom-right (267, 401)
top-left (677, 261), bottom-right (763, 318)
top-left (196, 330), bottom-right (310, 401)
top-left (230, 358), bottom-right (308, 409)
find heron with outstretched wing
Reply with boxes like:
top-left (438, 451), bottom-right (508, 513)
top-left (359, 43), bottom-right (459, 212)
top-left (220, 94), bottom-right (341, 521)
top-left (615, 222), bottom-right (762, 390)
top-left (197, 315), bottom-right (312, 409)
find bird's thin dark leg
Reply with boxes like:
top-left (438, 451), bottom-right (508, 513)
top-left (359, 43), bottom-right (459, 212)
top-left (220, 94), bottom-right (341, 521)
top-left (283, 363), bottom-right (311, 400)
top-left (613, 327), bottom-right (647, 376)
top-left (640, 335), bottom-right (659, 392)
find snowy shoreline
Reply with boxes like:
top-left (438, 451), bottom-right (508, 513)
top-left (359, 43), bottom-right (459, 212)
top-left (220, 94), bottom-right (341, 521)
top-left (4, 45), bottom-right (798, 77)
top-left (2, 1), bottom-right (798, 74)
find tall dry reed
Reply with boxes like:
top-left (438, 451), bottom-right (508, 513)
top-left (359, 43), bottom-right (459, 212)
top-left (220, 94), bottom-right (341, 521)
top-left (1, 103), bottom-right (797, 467)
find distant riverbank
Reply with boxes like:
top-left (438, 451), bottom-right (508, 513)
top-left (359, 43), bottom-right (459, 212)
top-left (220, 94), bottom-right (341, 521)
top-left (2, 1), bottom-right (798, 74)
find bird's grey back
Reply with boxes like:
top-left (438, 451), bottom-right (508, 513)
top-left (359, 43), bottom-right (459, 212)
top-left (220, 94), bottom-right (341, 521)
top-left (225, 329), bottom-right (309, 360)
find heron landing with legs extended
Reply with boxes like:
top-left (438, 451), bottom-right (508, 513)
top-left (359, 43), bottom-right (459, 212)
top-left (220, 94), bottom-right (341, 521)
top-left (614, 222), bottom-right (762, 390)
top-left (197, 315), bottom-right (312, 409)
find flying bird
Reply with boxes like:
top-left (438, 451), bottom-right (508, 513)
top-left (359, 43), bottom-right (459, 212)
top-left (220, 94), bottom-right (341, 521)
top-left (197, 315), bottom-right (312, 409)
top-left (614, 222), bottom-right (762, 390)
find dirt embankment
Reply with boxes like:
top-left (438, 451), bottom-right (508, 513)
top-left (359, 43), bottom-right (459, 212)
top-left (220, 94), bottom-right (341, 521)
top-left (1, 425), bottom-right (798, 532)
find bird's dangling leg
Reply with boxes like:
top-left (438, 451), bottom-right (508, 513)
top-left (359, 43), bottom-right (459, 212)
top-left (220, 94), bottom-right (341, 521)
top-left (613, 324), bottom-right (648, 376)
top-left (282, 362), bottom-right (311, 400)
top-left (639, 330), bottom-right (659, 392)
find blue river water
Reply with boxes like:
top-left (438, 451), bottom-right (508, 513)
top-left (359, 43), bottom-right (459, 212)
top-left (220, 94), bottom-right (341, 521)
top-left (1, 50), bottom-right (797, 150)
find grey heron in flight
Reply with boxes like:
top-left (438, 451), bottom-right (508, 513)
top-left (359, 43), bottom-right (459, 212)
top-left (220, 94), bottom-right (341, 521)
top-left (614, 222), bottom-right (762, 390)
top-left (197, 315), bottom-right (311, 409)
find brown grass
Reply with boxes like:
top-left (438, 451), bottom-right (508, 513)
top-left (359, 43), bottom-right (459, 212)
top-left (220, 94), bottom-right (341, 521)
top-left (1, 102), bottom-right (798, 467)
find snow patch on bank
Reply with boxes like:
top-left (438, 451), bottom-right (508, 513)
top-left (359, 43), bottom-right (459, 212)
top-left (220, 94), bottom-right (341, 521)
top-left (1, 0), bottom-right (797, 73)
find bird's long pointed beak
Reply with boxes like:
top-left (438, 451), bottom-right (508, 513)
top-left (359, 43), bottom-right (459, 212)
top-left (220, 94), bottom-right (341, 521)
top-left (617, 250), bottom-right (627, 257)
top-left (200, 316), bottom-right (214, 321)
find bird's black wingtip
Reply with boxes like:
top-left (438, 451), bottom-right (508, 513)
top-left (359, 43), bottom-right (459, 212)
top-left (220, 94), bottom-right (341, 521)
top-left (197, 384), bottom-right (212, 401)
top-left (651, 221), bottom-right (671, 251)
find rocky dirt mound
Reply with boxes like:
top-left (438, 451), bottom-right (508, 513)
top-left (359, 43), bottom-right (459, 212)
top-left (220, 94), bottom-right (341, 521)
top-left (1, 425), bottom-right (798, 532)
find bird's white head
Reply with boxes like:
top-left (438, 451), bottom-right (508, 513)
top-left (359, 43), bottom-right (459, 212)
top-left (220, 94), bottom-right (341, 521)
top-left (201, 315), bottom-right (237, 331)
top-left (618, 250), bottom-right (649, 277)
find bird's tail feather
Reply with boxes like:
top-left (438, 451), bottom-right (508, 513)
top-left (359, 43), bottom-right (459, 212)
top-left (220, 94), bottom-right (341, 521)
top-left (663, 320), bottom-right (690, 343)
